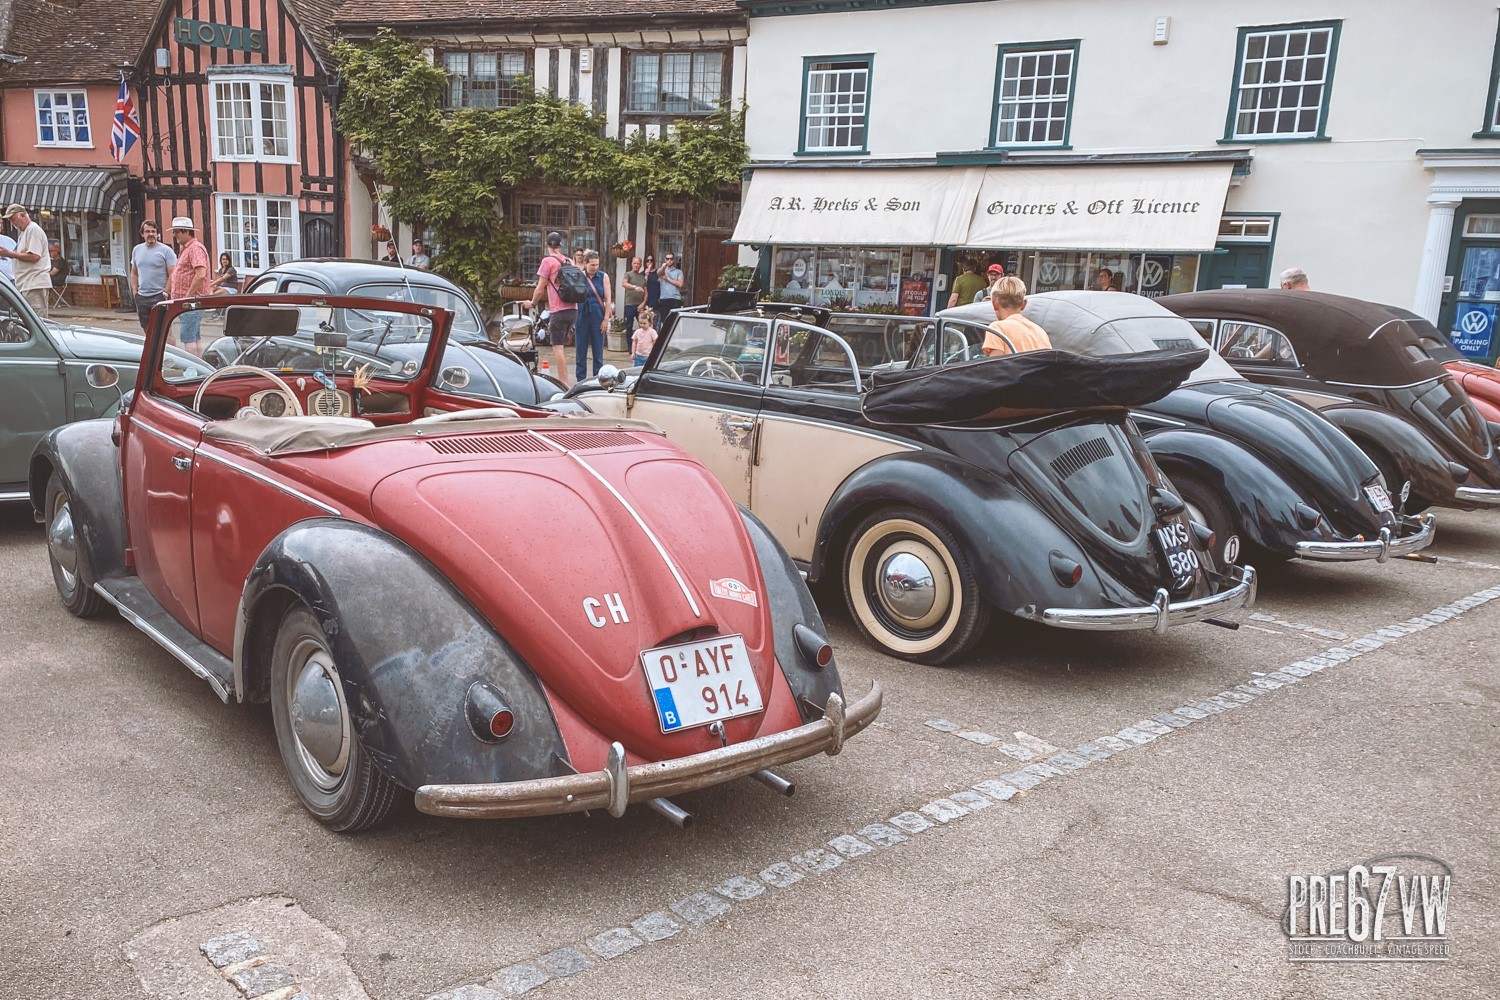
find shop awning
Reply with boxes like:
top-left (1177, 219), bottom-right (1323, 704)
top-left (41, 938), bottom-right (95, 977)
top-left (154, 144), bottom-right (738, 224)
top-left (733, 161), bottom-right (1233, 252)
top-left (0, 165), bottom-right (130, 215)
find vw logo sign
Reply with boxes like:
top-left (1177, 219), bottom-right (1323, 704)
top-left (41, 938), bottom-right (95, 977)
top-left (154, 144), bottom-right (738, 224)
top-left (1141, 260), bottom-right (1166, 287)
top-left (1460, 308), bottom-right (1491, 335)
top-left (1039, 260), bottom-right (1062, 285)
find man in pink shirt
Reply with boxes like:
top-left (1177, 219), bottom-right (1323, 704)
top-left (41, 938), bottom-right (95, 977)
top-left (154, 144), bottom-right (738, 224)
top-left (529, 231), bottom-right (574, 384)
top-left (168, 216), bottom-right (211, 356)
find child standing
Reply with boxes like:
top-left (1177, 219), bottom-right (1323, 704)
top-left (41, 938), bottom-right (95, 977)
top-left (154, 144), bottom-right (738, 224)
top-left (631, 307), bottom-right (658, 367)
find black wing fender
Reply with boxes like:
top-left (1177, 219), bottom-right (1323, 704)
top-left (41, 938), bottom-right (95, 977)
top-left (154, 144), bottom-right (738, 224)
top-left (28, 420), bottom-right (128, 582)
top-left (1318, 405), bottom-right (1463, 503)
top-left (234, 518), bottom-right (569, 791)
top-left (810, 452), bottom-right (1091, 615)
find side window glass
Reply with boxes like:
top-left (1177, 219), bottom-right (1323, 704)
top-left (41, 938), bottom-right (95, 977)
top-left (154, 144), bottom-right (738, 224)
top-left (1217, 321), bottom-right (1297, 366)
top-left (657, 315), bottom-right (767, 384)
top-left (243, 275), bottom-right (278, 295)
top-left (283, 279), bottom-right (329, 332)
top-left (0, 283), bottom-right (35, 344)
top-left (767, 321), bottom-right (864, 391)
top-left (1187, 319), bottom-right (1215, 340)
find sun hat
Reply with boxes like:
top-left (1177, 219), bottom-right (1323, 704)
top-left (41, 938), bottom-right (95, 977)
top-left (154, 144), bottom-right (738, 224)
top-left (3, 203), bottom-right (25, 217)
top-left (171, 216), bottom-right (195, 231)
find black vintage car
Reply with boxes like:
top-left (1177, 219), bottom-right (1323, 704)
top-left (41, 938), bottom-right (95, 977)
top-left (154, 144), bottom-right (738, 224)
top-left (575, 298), bottom-right (1253, 664)
top-left (209, 259), bottom-right (566, 409)
top-left (933, 295), bottom-right (1436, 566)
top-left (1160, 289), bottom-right (1500, 511)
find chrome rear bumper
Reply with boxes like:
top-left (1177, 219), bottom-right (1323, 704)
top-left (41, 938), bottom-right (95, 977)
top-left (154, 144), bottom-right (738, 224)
top-left (1041, 565), bottom-right (1256, 635)
top-left (1455, 485), bottom-right (1500, 506)
top-left (414, 683), bottom-right (882, 820)
top-left (1294, 514), bottom-right (1436, 563)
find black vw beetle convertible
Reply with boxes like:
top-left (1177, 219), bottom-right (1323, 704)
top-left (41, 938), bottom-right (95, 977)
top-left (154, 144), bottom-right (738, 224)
top-left (575, 296), bottom-right (1253, 664)
top-left (936, 294), bottom-right (1435, 566)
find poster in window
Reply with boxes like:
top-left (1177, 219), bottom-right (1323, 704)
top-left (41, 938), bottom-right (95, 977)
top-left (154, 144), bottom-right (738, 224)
top-left (1140, 255), bottom-right (1173, 298)
top-left (899, 276), bottom-right (932, 316)
top-left (1452, 303), bottom-right (1496, 358)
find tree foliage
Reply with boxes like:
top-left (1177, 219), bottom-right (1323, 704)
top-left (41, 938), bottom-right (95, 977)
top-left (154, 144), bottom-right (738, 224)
top-left (334, 31), bottom-right (748, 314)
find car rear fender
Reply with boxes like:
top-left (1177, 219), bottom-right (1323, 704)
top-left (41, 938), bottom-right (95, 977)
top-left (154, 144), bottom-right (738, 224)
top-left (1318, 406), bottom-right (1458, 502)
top-left (28, 420), bottom-right (127, 582)
top-left (811, 452), bottom-right (1086, 614)
top-left (1145, 427), bottom-right (1312, 553)
top-left (235, 519), bottom-right (570, 791)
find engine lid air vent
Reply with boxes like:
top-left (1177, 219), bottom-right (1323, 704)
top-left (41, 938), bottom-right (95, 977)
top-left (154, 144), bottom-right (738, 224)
top-left (427, 434), bottom-right (551, 456)
top-left (1050, 436), bottom-right (1112, 480)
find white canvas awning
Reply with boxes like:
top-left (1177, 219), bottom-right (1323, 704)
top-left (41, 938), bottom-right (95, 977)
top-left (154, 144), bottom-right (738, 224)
top-left (733, 161), bottom-right (1233, 252)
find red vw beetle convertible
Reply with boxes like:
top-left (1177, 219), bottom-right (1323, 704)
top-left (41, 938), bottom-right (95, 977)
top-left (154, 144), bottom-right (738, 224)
top-left (30, 296), bottom-right (879, 831)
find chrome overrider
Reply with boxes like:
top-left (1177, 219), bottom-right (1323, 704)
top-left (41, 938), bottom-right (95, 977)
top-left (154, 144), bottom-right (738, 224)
top-left (1041, 565), bottom-right (1257, 636)
top-left (415, 683), bottom-right (883, 820)
top-left (1294, 513), bottom-right (1437, 563)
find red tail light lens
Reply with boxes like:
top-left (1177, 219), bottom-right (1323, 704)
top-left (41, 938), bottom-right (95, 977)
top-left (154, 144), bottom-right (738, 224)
top-left (489, 710), bottom-right (515, 739)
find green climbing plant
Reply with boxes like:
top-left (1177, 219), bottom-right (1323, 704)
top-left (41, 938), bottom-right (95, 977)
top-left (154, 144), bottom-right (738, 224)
top-left (333, 30), bottom-right (748, 314)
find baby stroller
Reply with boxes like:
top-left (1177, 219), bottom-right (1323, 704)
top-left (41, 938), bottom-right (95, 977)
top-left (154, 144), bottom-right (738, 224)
top-left (487, 302), bottom-right (541, 373)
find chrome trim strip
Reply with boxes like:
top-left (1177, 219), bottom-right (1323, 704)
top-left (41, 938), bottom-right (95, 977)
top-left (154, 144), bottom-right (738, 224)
top-left (527, 429), bottom-right (702, 618)
top-left (757, 410), bottom-right (919, 450)
top-left (0, 490), bottom-right (31, 501)
top-left (1293, 515), bottom-right (1437, 562)
top-left (1325, 376), bottom-right (1444, 391)
top-left (92, 583), bottom-right (231, 703)
top-left (135, 420), bottom-right (199, 452)
top-left (1041, 565), bottom-right (1256, 632)
top-left (1455, 485), bottom-right (1500, 505)
top-left (195, 450), bottom-right (343, 516)
top-left (415, 683), bottom-right (881, 819)
top-left (450, 341), bottom-right (505, 398)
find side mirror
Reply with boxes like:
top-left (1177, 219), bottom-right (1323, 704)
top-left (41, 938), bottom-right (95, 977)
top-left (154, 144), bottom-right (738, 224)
top-left (86, 364), bottom-right (120, 389)
top-left (440, 365), bottom-right (472, 390)
top-left (597, 364), bottom-right (622, 390)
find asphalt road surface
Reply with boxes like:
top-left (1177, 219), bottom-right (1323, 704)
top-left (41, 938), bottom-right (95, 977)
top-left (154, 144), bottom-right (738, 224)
top-left (1, 499), bottom-right (1496, 1000)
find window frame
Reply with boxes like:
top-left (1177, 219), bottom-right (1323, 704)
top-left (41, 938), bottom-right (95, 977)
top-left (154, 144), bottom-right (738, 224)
top-left (1212, 318), bottom-right (1301, 368)
top-left (988, 40), bottom-right (1079, 150)
top-left (34, 89), bottom-right (92, 147)
top-left (440, 50), bottom-right (531, 110)
top-left (214, 194), bottom-right (300, 275)
top-left (624, 49), bottom-right (728, 117)
top-left (208, 73), bottom-right (297, 164)
top-left (1479, 11), bottom-right (1500, 137)
top-left (515, 197), bottom-right (600, 278)
top-left (1221, 20), bottom-right (1341, 145)
top-left (797, 53), bottom-right (874, 157)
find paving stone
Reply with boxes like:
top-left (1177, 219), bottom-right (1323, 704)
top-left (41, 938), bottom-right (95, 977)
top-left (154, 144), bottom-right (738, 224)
top-left (1173, 705), bottom-right (1210, 720)
top-left (714, 876), bottom-right (766, 901)
top-left (1323, 648), bottom-right (1355, 661)
top-left (994, 743), bottom-right (1036, 762)
top-left (948, 789), bottom-right (992, 811)
top-left (1023, 761), bottom-right (1063, 779)
top-left (1115, 727), bottom-right (1156, 745)
top-left (434, 984), bottom-right (507, 1000)
top-left (1266, 670), bottom-right (1300, 684)
top-left (973, 779), bottom-right (1020, 801)
top-left (227, 962), bottom-right (298, 997)
top-left (956, 730), bottom-right (999, 745)
top-left (1217, 690), bottom-right (1254, 705)
top-left (1206, 696), bottom-right (1240, 712)
top-left (202, 931), bottom-right (265, 969)
top-left (537, 947), bottom-right (591, 978)
top-left (828, 834), bottom-right (876, 857)
top-left (857, 823), bottom-right (908, 847)
top-left (1135, 719), bottom-right (1174, 736)
top-left (791, 848), bottom-right (843, 874)
top-left (1073, 742), bottom-right (1112, 761)
top-left (1232, 684), bottom-right (1264, 699)
top-left (487, 964), bottom-right (549, 997)
top-left (1095, 734), bottom-right (1132, 752)
top-left (1045, 751), bottom-right (1090, 771)
top-left (1309, 627), bottom-right (1348, 639)
top-left (889, 811), bottom-right (934, 834)
top-left (1279, 662), bottom-right (1313, 677)
top-left (1248, 612), bottom-right (1277, 622)
top-left (1249, 677), bottom-right (1283, 691)
top-left (1401, 619), bottom-right (1429, 631)
top-left (759, 862), bottom-right (805, 889)
top-left (999, 768), bottom-right (1043, 790)
top-left (670, 892), bottom-right (731, 925)
top-left (586, 928), bottom-right (644, 960)
top-left (632, 912), bottom-right (681, 941)
top-left (1192, 700), bottom-right (1225, 715)
top-left (924, 719), bottom-right (961, 732)
top-left (1150, 712), bottom-right (1191, 730)
top-left (920, 798), bottom-right (969, 823)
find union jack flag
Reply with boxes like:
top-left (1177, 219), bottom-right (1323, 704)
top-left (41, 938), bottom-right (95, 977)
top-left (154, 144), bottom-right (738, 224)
top-left (109, 72), bottom-right (141, 163)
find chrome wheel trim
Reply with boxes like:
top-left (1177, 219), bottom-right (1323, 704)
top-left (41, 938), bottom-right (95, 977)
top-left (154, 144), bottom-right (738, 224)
top-left (876, 544), bottom-right (948, 628)
top-left (1183, 498), bottom-right (1208, 529)
top-left (848, 518), bottom-right (963, 655)
top-left (48, 494), bottom-right (78, 592)
top-left (285, 637), bottom-right (351, 791)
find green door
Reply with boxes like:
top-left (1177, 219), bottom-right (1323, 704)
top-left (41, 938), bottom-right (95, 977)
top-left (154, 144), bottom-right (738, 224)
top-left (0, 282), bottom-right (66, 491)
top-left (1438, 200), bottom-right (1500, 367)
top-left (1197, 245), bottom-right (1271, 289)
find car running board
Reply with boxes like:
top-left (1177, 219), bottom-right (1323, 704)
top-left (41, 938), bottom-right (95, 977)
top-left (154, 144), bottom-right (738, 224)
top-left (93, 578), bottom-right (235, 703)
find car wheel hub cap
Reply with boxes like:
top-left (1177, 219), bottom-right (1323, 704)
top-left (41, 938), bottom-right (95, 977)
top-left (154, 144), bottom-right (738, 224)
top-left (877, 545), bottom-right (944, 625)
top-left (289, 644), bottom-right (349, 786)
top-left (48, 501), bottom-right (78, 585)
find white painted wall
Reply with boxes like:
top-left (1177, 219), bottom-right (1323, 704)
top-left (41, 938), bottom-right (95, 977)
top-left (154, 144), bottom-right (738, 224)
top-left (742, 0), bottom-right (1500, 305)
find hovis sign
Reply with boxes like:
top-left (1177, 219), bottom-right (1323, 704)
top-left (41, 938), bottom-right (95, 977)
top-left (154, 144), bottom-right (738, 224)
top-left (173, 18), bottom-right (267, 54)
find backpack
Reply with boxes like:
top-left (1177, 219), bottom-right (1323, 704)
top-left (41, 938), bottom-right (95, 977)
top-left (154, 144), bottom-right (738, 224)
top-left (553, 259), bottom-right (590, 304)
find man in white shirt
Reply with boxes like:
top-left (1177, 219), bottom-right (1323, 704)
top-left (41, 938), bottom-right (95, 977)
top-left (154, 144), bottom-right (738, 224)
top-left (1, 204), bottom-right (51, 315)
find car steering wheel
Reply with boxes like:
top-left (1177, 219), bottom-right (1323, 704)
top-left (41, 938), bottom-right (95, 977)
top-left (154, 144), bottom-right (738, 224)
top-left (687, 357), bottom-right (743, 381)
top-left (193, 364), bottom-right (305, 417)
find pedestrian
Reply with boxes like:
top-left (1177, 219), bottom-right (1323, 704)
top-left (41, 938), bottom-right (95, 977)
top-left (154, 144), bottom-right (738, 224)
top-left (631, 306), bottom-right (658, 367)
top-left (409, 239), bottom-right (431, 270)
top-left (644, 254), bottom-right (661, 313)
top-left (129, 220), bottom-right (176, 332)
top-left (948, 258), bottom-right (985, 309)
top-left (529, 231), bottom-right (575, 385)
top-left (1, 204), bottom-right (51, 316)
top-left (48, 243), bottom-right (72, 299)
top-left (167, 216), bottom-right (210, 356)
top-left (1279, 266), bottom-right (1310, 290)
top-left (381, 241), bottom-right (400, 263)
top-left (658, 251), bottom-right (684, 329)
top-left (983, 277), bottom-right (1052, 356)
top-left (974, 262), bottom-right (1006, 303)
top-left (622, 256), bottom-right (647, 331)
top-left (1093, 267), bottom-right (1114, 291)
top-left (574, 249), bottom-right (612, 382)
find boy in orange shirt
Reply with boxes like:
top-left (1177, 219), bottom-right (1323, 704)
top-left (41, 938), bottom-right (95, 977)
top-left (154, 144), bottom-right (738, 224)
top-left (983, 276), bottom-right (1052, 356)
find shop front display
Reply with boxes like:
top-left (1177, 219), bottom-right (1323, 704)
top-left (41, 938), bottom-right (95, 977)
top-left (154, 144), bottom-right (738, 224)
top-left (770, 245), bottom-right (937, 314)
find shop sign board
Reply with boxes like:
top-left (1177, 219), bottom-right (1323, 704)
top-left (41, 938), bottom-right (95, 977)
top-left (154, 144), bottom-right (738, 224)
top-left (1451, 303), bottom-right (1496, 357)
top-left (173, 17), bottom-right (267, 54)
top-left (733, 167), bottom-right (984, 247)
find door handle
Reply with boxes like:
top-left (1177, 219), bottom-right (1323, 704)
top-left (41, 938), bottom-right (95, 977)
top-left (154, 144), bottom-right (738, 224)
top-left (172, 455), bottom-right (192, 471)
top-left (725, 419), bottom-right (754, 429)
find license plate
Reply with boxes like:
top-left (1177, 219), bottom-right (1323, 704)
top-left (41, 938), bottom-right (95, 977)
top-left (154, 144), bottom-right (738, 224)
top-left (640, 634), bottom-right (763, 733)
top-left (1154, 522), bottom-right (1201, 580)
top-left (1365, 484), bottom-right (1394, 513)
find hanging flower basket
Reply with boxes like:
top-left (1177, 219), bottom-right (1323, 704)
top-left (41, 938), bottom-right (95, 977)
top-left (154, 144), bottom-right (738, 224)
top-left (371, 224), bottom-right (392, 242)
top-left (609, 242), bottom-right (631, 259)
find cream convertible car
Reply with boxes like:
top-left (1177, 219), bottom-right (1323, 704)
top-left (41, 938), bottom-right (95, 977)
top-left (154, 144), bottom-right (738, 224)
top-left (575, 301), bottom-right (1253, 664)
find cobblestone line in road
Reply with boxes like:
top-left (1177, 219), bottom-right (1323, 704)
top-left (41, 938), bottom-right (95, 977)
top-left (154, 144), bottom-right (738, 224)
top-left (422, 583), bottom-right (1500, 1000)
top-left (201, 930), bottom-right (310, 999)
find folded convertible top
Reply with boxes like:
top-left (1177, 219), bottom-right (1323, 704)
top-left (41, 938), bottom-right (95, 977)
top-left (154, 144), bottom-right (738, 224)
top-left (861, 348), bottom-right (1209, 425)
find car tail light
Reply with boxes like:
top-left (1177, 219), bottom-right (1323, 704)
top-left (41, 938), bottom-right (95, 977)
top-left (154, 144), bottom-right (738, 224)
top-left (1189, 522), bottom-right (1216, 550)
top-left (1049, 551), bottom-right (1083, 587)
top-left (1294, 503), bottom-right (1321, 530)
top-left (466, 681), bottom-right (515, 743)
top-left (1448, 461), bottom-right (1470, 483)
top-left (793, 624), bottom-right (832, 669)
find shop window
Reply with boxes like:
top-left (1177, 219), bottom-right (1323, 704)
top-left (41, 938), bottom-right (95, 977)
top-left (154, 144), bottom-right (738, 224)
top-left (770, 246), bottom-right (936, 315)
top-left (1225, 22), bottom-right (1339, 141)
top-left (800, 56), bottom-right (871, 154)
top-left (35, 90), bottom-right (90, 146)
top-left (991, 42), bottom-right (1077, 148)
top-left (210, 75), bottom-right (295, 162)
top-left (443, 51), bottom-right (529, 109)
top-left (216, 195), bottom-right (298, 273)
top-left (516, 198), bottom-right (598, 276)
top-left (626, 52), bottom-right (725, 115)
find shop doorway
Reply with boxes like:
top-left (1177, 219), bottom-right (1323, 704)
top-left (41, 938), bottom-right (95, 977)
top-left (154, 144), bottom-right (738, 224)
top-left (1439, 200), bottom-right (1500, 366)
top-left (301, 214), bottom-right (338, 259)
top-left (692, 232), bottom-right (737, 304)
top-left (1198, 245), bottom-right (1270, 289)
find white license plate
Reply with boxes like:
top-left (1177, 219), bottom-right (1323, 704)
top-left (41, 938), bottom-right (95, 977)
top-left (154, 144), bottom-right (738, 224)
top-left (1365, 484), bottom-right (1394, 513)
top-left (640, 634), bottom-right (763, 733)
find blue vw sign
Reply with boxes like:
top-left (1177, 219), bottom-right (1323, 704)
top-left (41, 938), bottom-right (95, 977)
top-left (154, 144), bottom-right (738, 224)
top-left (1452, 304), bottom-right (1496, 358)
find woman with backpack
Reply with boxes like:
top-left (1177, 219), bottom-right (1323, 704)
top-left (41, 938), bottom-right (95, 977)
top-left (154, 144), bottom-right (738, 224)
top-left (574, 249), bottom-right (613, 382)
